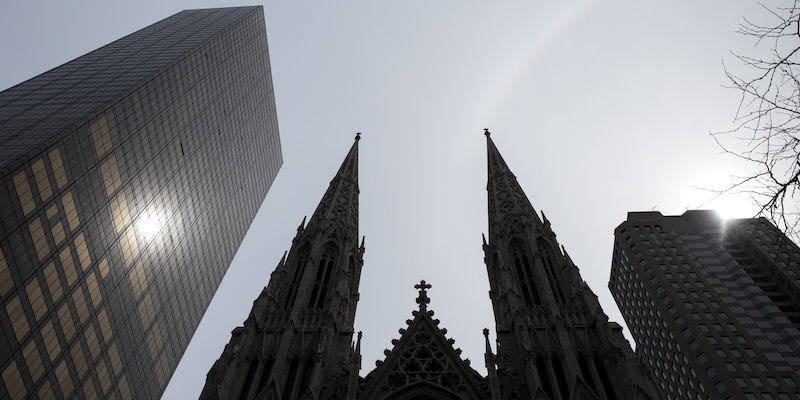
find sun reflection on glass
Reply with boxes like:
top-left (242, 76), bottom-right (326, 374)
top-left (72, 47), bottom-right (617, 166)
top-left (140, 213), bottom-right (163, 240)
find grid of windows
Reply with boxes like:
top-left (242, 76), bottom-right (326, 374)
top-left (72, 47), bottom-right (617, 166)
top-left (0, 7), bottom-right (281, 400)
top-left (609, 211), bottom-right (800, 400)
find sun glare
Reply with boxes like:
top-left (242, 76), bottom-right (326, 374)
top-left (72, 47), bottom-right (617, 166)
top-left (710, 196), bottom-right (756, 220)
top-left (139, 212), bottom-right (163, 240)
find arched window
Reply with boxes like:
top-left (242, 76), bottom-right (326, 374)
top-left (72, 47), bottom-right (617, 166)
top-left (255, 358), bottom-right (274, 397)
top-left (307, 243), bottom-right (338, 309)
top-left (283, 244), bottom-right (311, 309)
top-left (510, 240), bottom-right (542, 306)
top-left (281, 357), bottom-right (314, 400)
top-left (536, 356), bottom-right (555, 399)
top-left (538, 239), bottom-right (566, 304)
top-left (298, 358), bottom-right (314, 395)
top-left (578, 355), bottom-right (598, 394)
top-left (282, 358), bottom-right (300, 400)
top-left (593, 355), bottom-right (619, 400)
top-left (552, 356), bottom-right (570, 400)
top-left (237, 359), bottom-right (259, 400)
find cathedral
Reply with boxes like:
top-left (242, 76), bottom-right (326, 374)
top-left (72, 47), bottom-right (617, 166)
top-left (199, 132), bottom-right (661, 400)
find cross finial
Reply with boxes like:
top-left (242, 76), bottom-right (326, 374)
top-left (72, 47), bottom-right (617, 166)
top-left (415, 280), bottom-right (432, 311)
top-left (355, 132), bottom-right (361, 141)
top-left (484, 128), bottom-right (490, 136)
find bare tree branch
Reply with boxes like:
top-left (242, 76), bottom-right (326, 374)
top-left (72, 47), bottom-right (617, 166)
top-left (714, 1), bottom-right (800, 239)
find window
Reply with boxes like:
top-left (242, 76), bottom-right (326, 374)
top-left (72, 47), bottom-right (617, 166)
top-left (510, 240), bottom-right (542, 306)
top-left (283, 244), bottom-right (311, 309)
top-left (307, 243), bottom-right (338, 309)
top-left (724, 363), bottom-right (735, 371)
top-left (767, 377), bottom-right (779, 387)
top-left (722, 337), bottom-right (733, 345)
top-left (538, 239), bottom-right (566, 304)
top-left (740, 363), bottom-right (752, 372)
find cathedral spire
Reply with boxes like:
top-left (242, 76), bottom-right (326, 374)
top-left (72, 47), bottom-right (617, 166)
top-left (482, 132), bottom-right (661, 400)
top-left (200, 135), bottom-right (365, 400)
top-left (485, 130), bottom-right (539, 241)
top-left (304, 133), bottom-right (360, 243)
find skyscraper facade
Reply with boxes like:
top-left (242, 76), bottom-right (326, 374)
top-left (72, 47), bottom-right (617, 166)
top-left (609, 211), bottom-right (800, 400)
top-left (0, 7), bottom-right (281, 400)
top-left (200, 132), bottom-right (660, 400)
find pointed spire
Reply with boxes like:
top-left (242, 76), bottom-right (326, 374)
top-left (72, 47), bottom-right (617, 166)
top-left (483, 328), bottom-right (493, 356)
top-left (278, 251), bottom-right (287, 266)
top-left (485, 129), bottom-right (519, 183)
top-left (305, 134), bottom-right (361, 241)
top-left (485, 130), bottom-right (539, 237)
top-left (331, 132), bottom-right (359, 181)
top-left (483, 327), bottom-right (502, 400)
top-left (355, 331), bottom-right (363, 370)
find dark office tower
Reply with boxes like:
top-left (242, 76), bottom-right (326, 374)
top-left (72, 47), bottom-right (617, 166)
top-left (0, 7), bottom-right (281, 400)
top-left (481, 132), bottom-right (660, 400)
top-left (609, 211), bottom-right (800, 400)
top-left (200, 135), bottom-right (362, 400)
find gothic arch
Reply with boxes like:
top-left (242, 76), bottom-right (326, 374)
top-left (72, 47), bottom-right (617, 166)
top-left (534, 352), bottom-right (572, 400)
top-left (307, 242), bottom-right (338, 309)
top-left (385, 382), bottom-right (466, 400)
top-left (509, 239), bottom-right (542, 306)
top-left (235, 358), bottom-right (260, 400)
top-left (281, 356), bottom-right (315, 400)
top-left (348, 255), bottom-right (357, 285)
top-left (284, 243), bottom-right (312, 309)
top-left (536, 238), bottom-right (566, 304)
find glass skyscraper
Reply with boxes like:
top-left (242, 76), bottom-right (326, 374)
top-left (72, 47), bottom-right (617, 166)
top-left (609, 211), bottom-right (800, 400)
top-left (0, 7), bottom-right (281, 399)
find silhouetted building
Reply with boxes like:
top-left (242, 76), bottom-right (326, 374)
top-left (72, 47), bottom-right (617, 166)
top-left (609, 211), bottom-right (800, 400)
top-left (0, 7), bottom-right (281, 400)
top-left (200, 132), bottom-right (659, 400)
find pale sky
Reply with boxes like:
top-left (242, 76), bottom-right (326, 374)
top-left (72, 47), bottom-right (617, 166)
top-left (0, 1), bottom-right (772, 399)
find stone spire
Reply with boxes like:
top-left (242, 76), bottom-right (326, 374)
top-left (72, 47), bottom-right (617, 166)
top-left (485, 129), bottom-right (540, 241)
top-left (199, 135), bottom-right (365, 400)
top-left (304, 132), bottom-right (360, 246)
top-left (482, 131), bottom-right (660, 400)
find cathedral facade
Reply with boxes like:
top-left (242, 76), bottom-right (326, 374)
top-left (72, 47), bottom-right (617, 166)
top-left (199, 132), bottom-right (661, 400)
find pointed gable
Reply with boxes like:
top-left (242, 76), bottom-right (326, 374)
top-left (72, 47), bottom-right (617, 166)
top-left (360, 281), bottom-right (487, 400)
